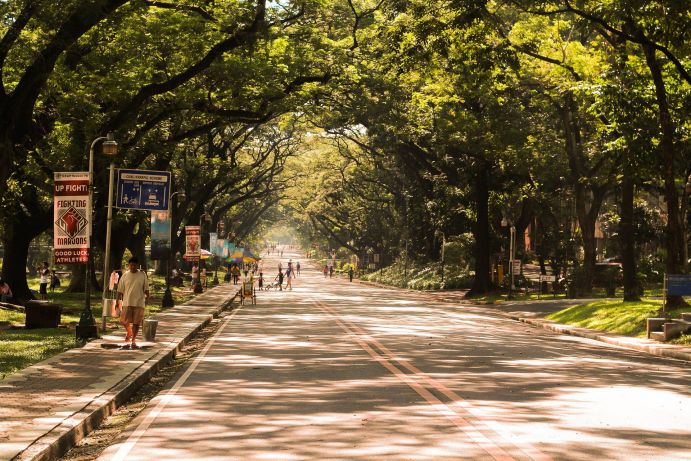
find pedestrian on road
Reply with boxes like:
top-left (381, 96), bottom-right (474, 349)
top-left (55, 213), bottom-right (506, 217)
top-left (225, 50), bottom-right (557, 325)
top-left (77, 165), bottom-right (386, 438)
top-left (276, 270), bottom-right (284, 291)
top-left (329, 265), bottom-right (334, 278)
top-left (323, 265), bottom-right (328, 278)
top-left (258, 272), bottom-right (264, 290)
top-left (285, 267), bottom-right (293, 290)
top-left (39, 262), bottom-right (50, 300)
top-left (348, 266), bottom-right (354, 282)
top-left (117, 257), bottom-right (149, 349)
top-left (296, 261), bottom-right (301, 276)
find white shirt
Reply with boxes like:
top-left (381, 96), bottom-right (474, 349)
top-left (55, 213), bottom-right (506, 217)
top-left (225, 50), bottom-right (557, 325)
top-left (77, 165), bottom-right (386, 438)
top-left (40, 269), bottom-right (50, 284)
top-left (117, 270), bottom-right (149, 308)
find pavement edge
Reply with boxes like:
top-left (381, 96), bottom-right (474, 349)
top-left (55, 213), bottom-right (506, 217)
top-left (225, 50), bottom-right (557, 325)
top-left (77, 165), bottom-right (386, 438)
top-left (16, 289), bottom-right (239, 461)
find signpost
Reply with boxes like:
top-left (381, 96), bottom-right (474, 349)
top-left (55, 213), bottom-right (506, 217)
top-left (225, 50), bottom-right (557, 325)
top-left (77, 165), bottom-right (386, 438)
top-left (54, 172), bottom-right (90, 264)
top-left (538, 274), bottom-right (557, 299)
top-left (663, 274), bottom-right (691, 313)
top-left (116, 169), bottom-right (171, 211)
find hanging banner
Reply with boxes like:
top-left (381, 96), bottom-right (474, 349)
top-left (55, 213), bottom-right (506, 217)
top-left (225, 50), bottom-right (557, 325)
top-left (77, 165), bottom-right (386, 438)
top-left (209, 232), bottom-right (218, 256)
top-left (54, 172), bottom-right (90, 264)
top-left (184, 226), bottom-right (201, 261)
top-left (216, 238), bottom-right (225, 257)
top-left (151, 210), bottom-right (171, 260)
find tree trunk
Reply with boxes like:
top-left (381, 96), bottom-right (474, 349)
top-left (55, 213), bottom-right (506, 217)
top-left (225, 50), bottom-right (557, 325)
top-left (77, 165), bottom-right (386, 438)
top-left (1, 224), bottom-right (35, 302)
top-left (467, 164), bottom-right (491, 297)
top-left (643, 44), bottom-right (687, 308)
top-left (620, 175), bottom-right (640, 301)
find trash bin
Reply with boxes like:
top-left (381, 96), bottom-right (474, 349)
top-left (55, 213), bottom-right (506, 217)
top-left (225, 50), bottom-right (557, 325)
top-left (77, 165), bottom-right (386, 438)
top-left (143, 319), bottom-right (158, 341)
top-left (25, 301), bottom-right (62, 329)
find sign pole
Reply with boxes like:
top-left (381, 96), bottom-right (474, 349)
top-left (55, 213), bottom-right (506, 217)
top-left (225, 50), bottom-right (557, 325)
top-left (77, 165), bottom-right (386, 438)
top-left (101, 162), bottom-right (115, 332)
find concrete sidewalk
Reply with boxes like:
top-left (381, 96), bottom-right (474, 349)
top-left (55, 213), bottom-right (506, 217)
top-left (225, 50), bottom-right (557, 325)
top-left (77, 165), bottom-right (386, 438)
top-left (356, 278), bottom-right (691, 364)
top-left (0, 283), bottom-right (238, 461)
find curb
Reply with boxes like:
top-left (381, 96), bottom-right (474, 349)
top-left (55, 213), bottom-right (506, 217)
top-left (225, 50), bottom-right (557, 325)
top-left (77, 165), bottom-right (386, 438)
top-left (16, 288), bottom-right (239, 461)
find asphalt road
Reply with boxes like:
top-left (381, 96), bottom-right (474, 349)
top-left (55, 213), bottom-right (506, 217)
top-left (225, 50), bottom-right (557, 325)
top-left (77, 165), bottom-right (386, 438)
top-left (99, 249), bottom-right (691, 461)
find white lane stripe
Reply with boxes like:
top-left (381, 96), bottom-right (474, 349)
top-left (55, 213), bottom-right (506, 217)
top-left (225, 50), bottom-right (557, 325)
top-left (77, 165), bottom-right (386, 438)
top-left (108, 306), bottom-right (243, 461)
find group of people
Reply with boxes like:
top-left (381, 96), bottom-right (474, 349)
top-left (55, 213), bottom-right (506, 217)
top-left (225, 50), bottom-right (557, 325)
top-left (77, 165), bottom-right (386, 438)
top-left (0, 262), bottom-right (62, 304)
top-left (257, 259), bottom-right (300, 291)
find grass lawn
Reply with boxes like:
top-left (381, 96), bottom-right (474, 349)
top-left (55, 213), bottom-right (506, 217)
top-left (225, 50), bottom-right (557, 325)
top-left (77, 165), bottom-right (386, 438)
top-left (0, 273), bottom-right (204, 379)
top-left (546, 298), bottom-right (691, 345)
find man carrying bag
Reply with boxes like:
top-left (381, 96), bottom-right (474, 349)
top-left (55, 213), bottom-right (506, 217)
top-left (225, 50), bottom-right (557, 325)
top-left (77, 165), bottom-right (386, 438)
top-left (117, 257), bottom-right (149, 349)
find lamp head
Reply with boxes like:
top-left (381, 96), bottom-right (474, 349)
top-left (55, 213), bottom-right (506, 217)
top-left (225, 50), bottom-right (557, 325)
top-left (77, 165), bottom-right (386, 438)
top-left (102, 132), bottom-right (118, 156)
top-left (177, 191), bottom-right (186, 201)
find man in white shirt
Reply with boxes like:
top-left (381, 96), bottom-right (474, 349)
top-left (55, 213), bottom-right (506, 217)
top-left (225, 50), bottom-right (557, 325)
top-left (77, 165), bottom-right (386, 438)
top-left (117, 257), bottom-right (149, 349)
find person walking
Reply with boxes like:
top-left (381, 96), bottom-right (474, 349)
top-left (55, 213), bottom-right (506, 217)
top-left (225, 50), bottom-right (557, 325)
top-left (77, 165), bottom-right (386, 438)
top-left (323, 265), bottom-right (328, 278)
top-left (285, 266), bottom-right (293, 291)
top-left (348, 266), bottom-right (354, 282)
top-left (329, 265), bottom-right (334, 278)
top-left (191, 262), bottom-right (199, 289)
top-left (116, 257), bottom-right (149, 349)
top-left (258, 272), bottom-right (264, 290)
top-left (276, 270), bottom-right (284, 291)
top-left (296, 261), bottom-right (301, 276)
top-left (39, 262), bottom-right (50, 300)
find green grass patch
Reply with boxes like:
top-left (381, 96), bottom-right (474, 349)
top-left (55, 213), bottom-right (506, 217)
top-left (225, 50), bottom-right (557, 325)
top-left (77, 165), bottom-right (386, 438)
top-left (0, 328), bottom-right (75, 378)
top-left (546, 299), bottom-right (688, 337)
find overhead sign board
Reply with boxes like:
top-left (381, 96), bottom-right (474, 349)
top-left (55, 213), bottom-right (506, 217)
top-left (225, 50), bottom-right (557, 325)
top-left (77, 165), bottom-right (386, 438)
top-left (54, 172), bottom-right (90, 264)
top-left (116, 169), bottom-right (171, 211)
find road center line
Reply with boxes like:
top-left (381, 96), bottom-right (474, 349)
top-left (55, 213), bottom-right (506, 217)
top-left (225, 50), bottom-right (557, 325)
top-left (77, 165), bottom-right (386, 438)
top-left (313, 298), bottom-right (517, 461)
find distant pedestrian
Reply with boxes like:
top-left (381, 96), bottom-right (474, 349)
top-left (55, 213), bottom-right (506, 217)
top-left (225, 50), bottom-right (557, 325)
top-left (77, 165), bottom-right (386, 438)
top-left (50, 270), bottom-right (60, 292)
top-left (39, 262), bottom-right (50, 299)
top-left (286, 267), bottom-right (293, 290)
top-left (348, 266), bottom-right (354, 282)
top-left (191, 262), bottom-right (199, 288)
top-left (276, 270), bottom-right (284, 291)
top-left (296, 261), bottom-right (301, 276)
top-left (117, 257), bottom-right (149, 349)
top-left (323, 265), bottom-right (328, 278)
top-left (258, 272), bottom-right (264, 290)
top-left (329, 266), bottom-right (334, 278)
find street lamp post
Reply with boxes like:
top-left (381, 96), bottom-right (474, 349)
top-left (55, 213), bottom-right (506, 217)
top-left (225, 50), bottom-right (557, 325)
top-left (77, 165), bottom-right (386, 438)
top-left (162, 191), bottom-right (186, 308)
top-left (501, 217), bottom-right (517, 300)
top-left (213, 221), bottom-right (222, 285)
top-left (78, 133), bottom-right (117, 341)
top-left (436, 230), bottom-right (446, 286)
top-left (194, 212), bottom-right (212, 293)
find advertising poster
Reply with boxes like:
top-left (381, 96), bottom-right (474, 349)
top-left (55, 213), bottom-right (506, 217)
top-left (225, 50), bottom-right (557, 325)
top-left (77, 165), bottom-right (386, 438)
top-left (151, 210), bottom-right (171, 260)
top-left (54, 172), bottom-right (90, 264)
top-left (209, 232), bottom-right (217, 256)
top-left (185, 226), bottom-right (200, 261)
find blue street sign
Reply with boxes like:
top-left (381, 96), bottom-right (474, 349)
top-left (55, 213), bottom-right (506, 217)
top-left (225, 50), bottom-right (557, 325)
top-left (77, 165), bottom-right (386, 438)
top-left (116, 169), bottom-right (171, 211)
top-left (667, 275), bottom-right (691, 296)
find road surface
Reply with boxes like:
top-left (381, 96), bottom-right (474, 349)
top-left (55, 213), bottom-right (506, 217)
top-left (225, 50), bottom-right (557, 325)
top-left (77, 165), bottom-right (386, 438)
top-left (99, 249), bottom-right (691, 460)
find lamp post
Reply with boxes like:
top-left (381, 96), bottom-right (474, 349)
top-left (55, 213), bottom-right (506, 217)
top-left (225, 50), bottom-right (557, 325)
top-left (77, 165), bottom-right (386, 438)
top-left (194, 212), bottom-right (212, 293)
top-left (162, 191), bottom-right (186, 308)
top-left (213, 220), bottom-right (223, 285)
top-left (501, 217), bottom-right (516, 299)
top-left (78, 133), bottom-right (118, 341)
top-left (436, 230), bottom-right (446, 286)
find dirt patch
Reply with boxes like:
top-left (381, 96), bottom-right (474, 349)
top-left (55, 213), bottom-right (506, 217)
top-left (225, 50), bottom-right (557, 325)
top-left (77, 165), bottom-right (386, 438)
top-left (58, 308), bottom-right (235, 461)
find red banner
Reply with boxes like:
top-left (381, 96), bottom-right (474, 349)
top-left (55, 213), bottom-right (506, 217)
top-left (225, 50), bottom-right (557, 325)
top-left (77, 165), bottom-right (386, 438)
top-left (54, 172), bottom-right (90, 264)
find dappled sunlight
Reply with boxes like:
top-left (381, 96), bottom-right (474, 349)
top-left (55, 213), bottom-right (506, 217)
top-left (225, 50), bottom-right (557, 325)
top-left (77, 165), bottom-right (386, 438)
top-left (101, 253), bottom-right (691, 461)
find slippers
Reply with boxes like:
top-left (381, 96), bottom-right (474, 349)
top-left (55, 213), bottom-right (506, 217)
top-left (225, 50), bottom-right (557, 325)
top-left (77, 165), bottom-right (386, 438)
top-left (130, 343), bottom-right (140, 350)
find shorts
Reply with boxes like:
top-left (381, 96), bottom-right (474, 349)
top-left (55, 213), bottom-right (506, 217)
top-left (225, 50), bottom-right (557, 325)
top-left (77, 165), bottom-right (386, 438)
top-left (124, 306), bottom-right (145, 325)
top-left (39, 283), bottom-right (48, 295)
